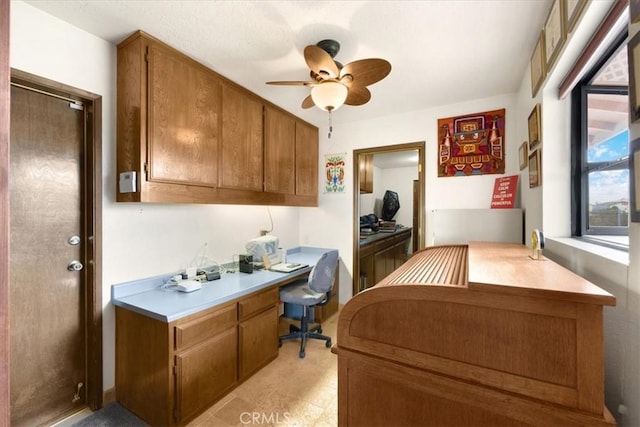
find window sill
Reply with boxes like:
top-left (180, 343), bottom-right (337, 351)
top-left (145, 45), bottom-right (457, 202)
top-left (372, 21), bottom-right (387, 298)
top-left (546, 236), bottom-right (629, 266)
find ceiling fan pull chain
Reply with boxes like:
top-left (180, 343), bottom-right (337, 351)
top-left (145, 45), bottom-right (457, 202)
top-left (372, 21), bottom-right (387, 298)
top-left (328, 109), bottom-right (333, 139)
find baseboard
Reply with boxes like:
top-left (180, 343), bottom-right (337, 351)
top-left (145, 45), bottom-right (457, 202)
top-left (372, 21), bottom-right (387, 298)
top-left (103, 387), bottom-right (116, 406)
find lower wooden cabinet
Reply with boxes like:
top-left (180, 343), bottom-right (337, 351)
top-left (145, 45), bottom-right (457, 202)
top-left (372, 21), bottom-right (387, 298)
top-left (359, 228), bottom-right (411, 293)
top-left (239, 305), bottom-right (278, 380)
top-left (175, 327), bottom-right (237, 422)
top-left (116, 287), bottom-right (279, 426)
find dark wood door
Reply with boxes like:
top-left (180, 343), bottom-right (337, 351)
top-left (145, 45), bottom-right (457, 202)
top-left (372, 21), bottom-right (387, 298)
top-left (9, 85), bottom-right (87, 426)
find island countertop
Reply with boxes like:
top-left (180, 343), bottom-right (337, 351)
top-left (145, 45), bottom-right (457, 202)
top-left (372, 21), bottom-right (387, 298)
top-left (111, 246), bottom-right (338, 322)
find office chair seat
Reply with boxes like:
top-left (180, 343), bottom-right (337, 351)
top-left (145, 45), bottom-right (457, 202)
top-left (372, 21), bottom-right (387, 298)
top-left (279, 250), bottom-right (339, 358)
top-left (279, 281), bottom-right (326, 306)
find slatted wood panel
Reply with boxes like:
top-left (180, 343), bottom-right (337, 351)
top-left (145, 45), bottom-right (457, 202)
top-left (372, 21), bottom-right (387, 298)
top-left (388, 245), bottom-right (467, 287)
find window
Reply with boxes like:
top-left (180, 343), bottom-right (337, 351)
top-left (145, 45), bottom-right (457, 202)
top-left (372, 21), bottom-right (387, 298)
top-left (571, 30), bottom-right (629, 248)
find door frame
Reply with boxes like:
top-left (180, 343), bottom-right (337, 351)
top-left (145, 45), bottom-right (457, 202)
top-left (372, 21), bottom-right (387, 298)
top-left (1, 0), bottom-right (10, 422)
top-left (352, 141), bottom-right (425, 296)
top-left (8, 68), bottom-right (104, 413)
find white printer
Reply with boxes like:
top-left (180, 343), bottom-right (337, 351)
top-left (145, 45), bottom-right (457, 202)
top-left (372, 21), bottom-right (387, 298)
top-left (245, 235), bottom-right (280, 266)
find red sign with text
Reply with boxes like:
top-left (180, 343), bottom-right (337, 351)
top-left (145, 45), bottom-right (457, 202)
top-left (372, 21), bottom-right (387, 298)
top-left (491, 175), bottom-right (518, 209)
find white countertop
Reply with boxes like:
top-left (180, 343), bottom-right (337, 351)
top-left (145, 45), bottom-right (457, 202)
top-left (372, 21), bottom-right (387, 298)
top-left (111, 246), bottom-right (338, 322)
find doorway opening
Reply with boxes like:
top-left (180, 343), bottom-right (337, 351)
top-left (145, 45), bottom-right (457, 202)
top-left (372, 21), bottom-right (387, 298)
top-left (352, 141), bottom-right (425, 296)
top-left (9, 69), bottom-right (103, 425)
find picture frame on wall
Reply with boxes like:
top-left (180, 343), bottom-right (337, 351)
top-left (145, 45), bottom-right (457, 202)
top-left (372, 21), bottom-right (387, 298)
top-left (519, 141), bottom-right (528, 170)
top-left (630, 138), bottom-right (640, 222)
top-left (565, 0), bottom-right (587, 33)
top-left (629, 31), bottom-right (640, 122)
top-left (632, 0), bottom-right (640, 24)
top-left (544, 0), bottom-right (566, 71)
top-left (528, 104), bottom-right (541, 150)
top-left (529, 149), bottom-right (541, 188)
top-left (530, 30), bottom-right (546, 98)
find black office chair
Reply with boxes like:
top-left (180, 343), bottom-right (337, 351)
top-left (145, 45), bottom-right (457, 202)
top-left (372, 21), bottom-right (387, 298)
top-left (279, 251), bottom-right (339, 358)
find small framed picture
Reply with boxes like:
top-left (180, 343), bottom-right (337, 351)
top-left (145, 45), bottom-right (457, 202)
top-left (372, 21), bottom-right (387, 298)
top-left (528, 104), bottom-right (541, 150)
top-left (565, 0), bottom-right (587, 33)
top-left (630, 138), bottom-right (640, 222)
top-left (519, 141), bottom-right (528, 170)
top-left (632, 0), bottom-right (640, 24)
top-left (529, 149), bottom-right (541, 188)
top-left (629, 31), bottom-right (640, 122)
top-left (530, 31), bottom-right (546, 98)
top-left (544, 0), bottom-right (566, 71)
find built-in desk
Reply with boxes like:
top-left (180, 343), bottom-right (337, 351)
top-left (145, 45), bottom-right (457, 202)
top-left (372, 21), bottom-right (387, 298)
top-left (112, 246), bottom-right (338, 427)
top-left (335, 242), bottom-right (616, 426)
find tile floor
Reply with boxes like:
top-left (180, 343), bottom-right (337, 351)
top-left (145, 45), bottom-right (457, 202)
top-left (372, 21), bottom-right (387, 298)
top-left (187, 312), bottom-right (340, 427)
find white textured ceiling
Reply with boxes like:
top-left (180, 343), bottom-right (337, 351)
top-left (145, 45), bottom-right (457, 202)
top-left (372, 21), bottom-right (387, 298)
top-left (23, 0), bottom-right (552, 128)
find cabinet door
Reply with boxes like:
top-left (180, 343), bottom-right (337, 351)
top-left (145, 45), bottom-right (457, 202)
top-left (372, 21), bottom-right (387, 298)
top-left (239, 305), bottom-right (278, 380)
top-left (359, 153), bottom-right (374, 194)
top-left (264, 107), bottom-right (295, 194)
top-left (220, 84), bottom-right (263, 191)
top-left (175, 327), bottom-right (237, 423)
top-left (295, 121), bottom-right (318, 197)
top-left (147, 44), bottom-right (220, 187)
top-left (360, 252), bottom-right (375, 291)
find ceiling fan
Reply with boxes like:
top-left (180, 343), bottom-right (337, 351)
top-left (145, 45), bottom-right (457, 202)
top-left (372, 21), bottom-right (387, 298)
top-left (266, 39), bottom-right (392, 114)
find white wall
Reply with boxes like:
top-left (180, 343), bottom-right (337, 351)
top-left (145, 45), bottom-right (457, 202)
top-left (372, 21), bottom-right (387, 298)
top-left (10, 1), bottom-right (302, 393)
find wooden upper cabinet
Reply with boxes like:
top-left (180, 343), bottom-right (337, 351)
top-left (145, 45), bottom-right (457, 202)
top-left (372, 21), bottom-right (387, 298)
top-left (359, 153), bottom-right (374, 194)
top-left (264, 106), bottom-right (295, 194)
top-left (220, 84), bottom-right (263, 191)
top-left (295, 121), bottom-right (318, 197)
top-left (116, 30), bottom-right (318, 206)
top-left (147, 45), bottom-right (220, 187)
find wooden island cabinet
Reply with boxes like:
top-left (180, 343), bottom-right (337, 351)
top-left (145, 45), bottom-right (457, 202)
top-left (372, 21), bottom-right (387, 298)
top-left (116, 30), bottom-right (318, 206)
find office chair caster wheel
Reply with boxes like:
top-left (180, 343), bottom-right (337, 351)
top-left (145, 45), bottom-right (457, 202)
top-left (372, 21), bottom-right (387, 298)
top-left (317, 328), bottom-right (323, 334)
top-left (326, 340), bottom-right (332, 348)
top-left (299, 350), bottom-right (305, 358)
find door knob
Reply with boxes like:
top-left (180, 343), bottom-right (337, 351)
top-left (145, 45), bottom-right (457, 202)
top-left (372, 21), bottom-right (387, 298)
top-left (67, 260), bottom-right (83, 271)
top-left (68, 235), bottom-right (81, 246)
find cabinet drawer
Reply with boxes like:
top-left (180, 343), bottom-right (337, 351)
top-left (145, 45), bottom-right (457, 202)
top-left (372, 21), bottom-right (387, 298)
top-left (175, 304), bottom-right (237, 350)
top-left (238, 287), bottom-right (278, 320)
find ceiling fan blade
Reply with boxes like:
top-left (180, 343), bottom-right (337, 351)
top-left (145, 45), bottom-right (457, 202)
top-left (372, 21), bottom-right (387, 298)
top-left (345, 86), bottom-right (371, 106)
top-left (266, 80), bottom-right (315, 86)
top-left (304, 45), bottom-right (339, 79)
top-left (301, 95), bottom-right (315, 109)
top-left (340, 58), bottom-right (391, 87)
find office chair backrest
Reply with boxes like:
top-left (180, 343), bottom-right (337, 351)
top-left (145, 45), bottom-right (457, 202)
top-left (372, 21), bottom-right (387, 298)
top-left (308, 251), bottom-right (339, 294)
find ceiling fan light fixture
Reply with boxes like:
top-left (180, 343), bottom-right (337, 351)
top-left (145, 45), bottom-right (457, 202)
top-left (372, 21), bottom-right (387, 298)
top-left (311, 81), bottom-right (348, 112)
